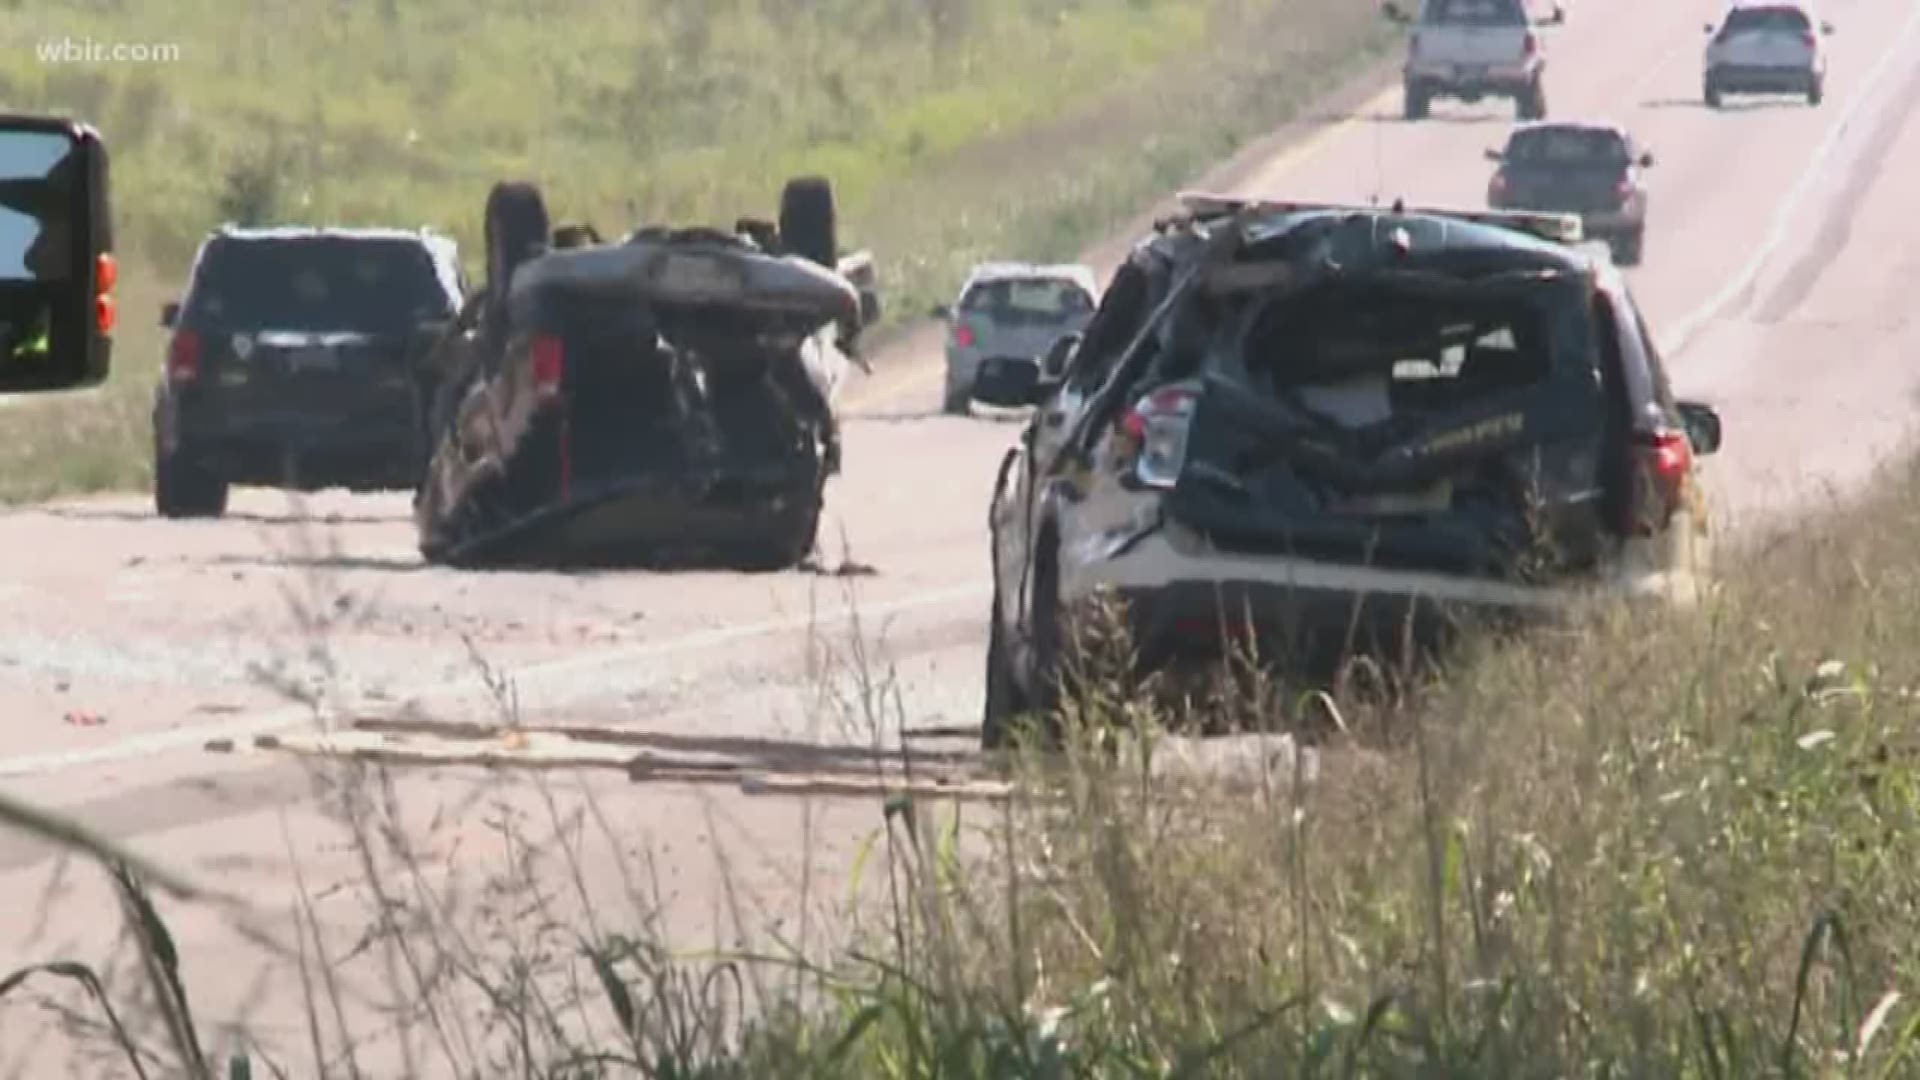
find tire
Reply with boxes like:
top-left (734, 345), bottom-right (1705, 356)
top-left (778, 176), bottom-right (837, 269)
top-left (1518, 78), bottom-right (1547, 120)
top-left (484, 181), bottom-right (550, 306)
top-left (1705, 79), bottom-right (1723, 109)
top-left (943, 385), bottom-right (971, 415)
top-left (981, 589), bottom-right (1030, 751)
top-left (1808, 76), bottom-right (1824, 106)
top-left (1021, 538), bottom-right (1071, 748)
top-left (154, 445), bottom-right (229, 519)
top-left (1402, 83), bottom-right (1430, 121)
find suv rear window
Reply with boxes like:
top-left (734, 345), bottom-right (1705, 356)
top-left (1237, 284), bottom-right (1555, 421)
top-left (959, 277), bottom-right (1095, 324)
top-left (185, 238), bottom-right (453, 332)
top-left (1423, 0), bottom-right (1527, 26)
top-left (1505, 126), bottom-right (1629, 165)
top-left (1723, 6), bottom-right (1812, 32)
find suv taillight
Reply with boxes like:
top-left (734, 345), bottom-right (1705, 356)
top-left (531, 333), bottom-right (564, 399)
top-left (1800, 29), bottom-right (1816, 47)
top-left (1117, 385), bottom-right (1199, 489)
top-left (166, 330), bottom-right (200, 382)
top-left (953, 324), bottom-right (977, 349)
top-left (1615, 178), bottom-right (1635, 203)
top-left (1624, 429), bottom-right (1692, 535)
top-left (1523, 31), bottom-right (1539, 58)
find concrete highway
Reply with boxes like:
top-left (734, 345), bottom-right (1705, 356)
top-left (6, 0), bottom-right (1920, 1070)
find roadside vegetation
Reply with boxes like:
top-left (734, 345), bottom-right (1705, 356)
top-left (9, 452), bottom-right (1920, 1075)
top-left (0, 0), bottom-right (1393, 504)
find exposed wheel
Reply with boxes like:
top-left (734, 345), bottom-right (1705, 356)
top-left (154, 444), bottom-right (229, 519)
top-left (981, 589), bottom-right (1031, 751)
top-left (1402, 83), bottom-right (1431, 121)
top-left (778, 176), bottom-right (838, 269)
top-left (484, 181), bottom-right (550, 306)
top-left (1518, 78), bottom-right (1547, 120)
top-left (1021, 538), bottom-right (1072, 748)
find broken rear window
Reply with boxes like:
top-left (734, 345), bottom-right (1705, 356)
top-left (1236, 284), bottom-right (1553, 427)
top-left (959, 277), bottom-right (1095, 324)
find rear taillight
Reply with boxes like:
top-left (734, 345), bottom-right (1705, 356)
top-left (166, 329), bottom-right (200, 382)
top-left (531, 333), bottom-right (564, 399)
top-left (1488, 173), bottom-right (1508, 204)
top-left (1615, 178), bottom-right (1635, 203)
top-left (1116, 385), bottom-right (1198, 489)
top-left (95, 252), bottom-right (117, 336)
top-left (1523, 31), bottom-right (1539, 58)
top-left (1800, 30), bottom-right (1817, 46)
top-left (954, 324), bottom-right (977, 349)
top-left (1624, 429), bottom-right (1692, 535)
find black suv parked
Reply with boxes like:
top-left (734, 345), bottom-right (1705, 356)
top-left (152, 226), bottom-right (464, 518)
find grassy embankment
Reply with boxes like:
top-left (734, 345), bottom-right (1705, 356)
top-left (0, 0), bottom-right (1394, 504)
top-left (14, 456), bottom-right (1920, 1075)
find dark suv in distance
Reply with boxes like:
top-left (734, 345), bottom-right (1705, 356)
top-left (1486, 121), bottom-right (1653, 265)
top-left (152, 226), bottom-right (464, 518)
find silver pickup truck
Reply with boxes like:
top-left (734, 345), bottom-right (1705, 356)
top-left (1384, 0), bottom-right (1567, 121)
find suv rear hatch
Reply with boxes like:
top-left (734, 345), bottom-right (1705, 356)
top-left (1156, 269), bottom-right (1614, 582)
top-left (175, 237), bottom-right (448, 417)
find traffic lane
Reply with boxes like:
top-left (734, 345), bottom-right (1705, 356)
top-left (0, 413), bottom-right (1013, 771)
top-left (1240, 0), bottom-right (1912, 340)
top-left (1673, 59), bottom-right (1920, 528)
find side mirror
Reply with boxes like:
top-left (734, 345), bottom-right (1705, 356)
top-left (1821, 21), bottom-right (1835, 34)
top-left (1677, 401), bottom-right (1722, 456)
top-left (930, 303), bottom-right (952, 321)
top-left (160, 300), bottom-right (179, 328)
top-left (1381, 1), bottom-right (1410, 24)
top-left (1540, 4), bottom-right (1566, 25)
top-left (1041, 331), bottom-right (1082, 381)
top-left (1639, 151), bottom-right (1655, 168)
top-left (1704, 22), bottom-right (1716, 33)
top-left (1484, 147), bottom-right (1505, 163)
top-left (0, 115), bottom-right (113, 393)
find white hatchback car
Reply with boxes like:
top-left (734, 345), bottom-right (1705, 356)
top-left (1703, 1), bottom-right (1834, 108)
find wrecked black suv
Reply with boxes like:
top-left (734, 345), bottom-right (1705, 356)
top-left (152, 226), bottom-right (464, 518)
top-left (980, 193), bottom-right (1722, 746)
top-left (413, 177), bottom-right (879, 569)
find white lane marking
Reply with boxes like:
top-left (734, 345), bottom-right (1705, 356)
top-left (0, 581), bottom-right (991, 779)
top-left (1657, 0), bottom-right (1920, 357)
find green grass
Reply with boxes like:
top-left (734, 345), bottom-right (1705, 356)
top-left (0, 0), bottom-right (1393, 505)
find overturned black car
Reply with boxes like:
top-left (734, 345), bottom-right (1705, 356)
top-left (413, 177), bottom-right (881, 570)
